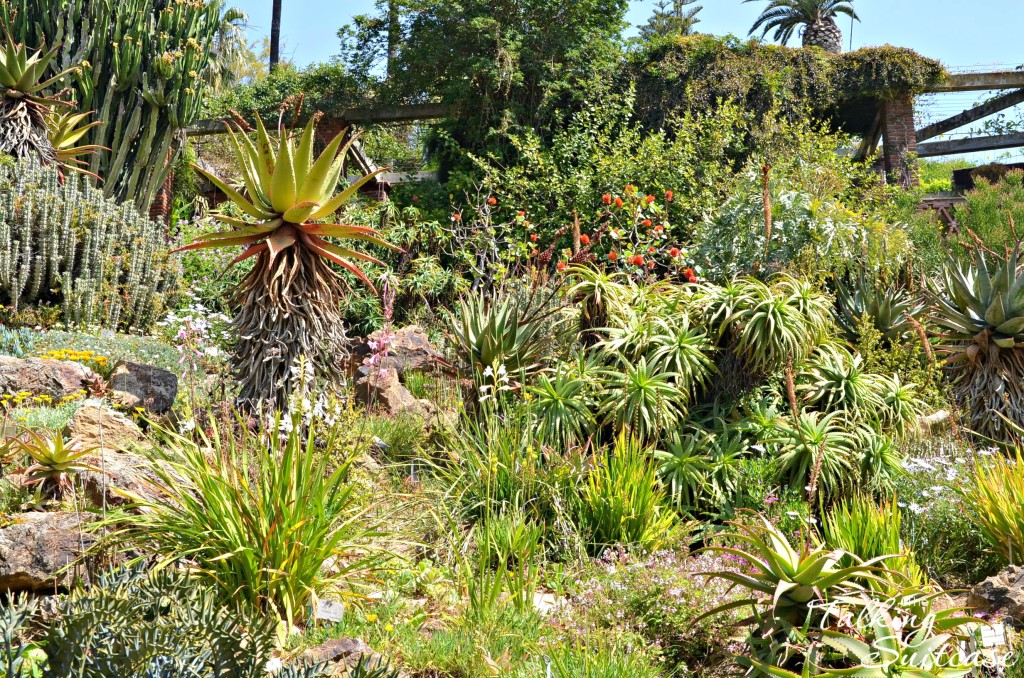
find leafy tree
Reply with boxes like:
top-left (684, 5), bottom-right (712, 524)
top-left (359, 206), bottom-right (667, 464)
top-left (639, 0), bottom-right (703, 40)
top-left (339, 0), bottom-right (629, 170)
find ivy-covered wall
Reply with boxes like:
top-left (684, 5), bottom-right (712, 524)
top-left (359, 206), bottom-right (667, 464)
top-left (626, 35), bottom-right (947, 136)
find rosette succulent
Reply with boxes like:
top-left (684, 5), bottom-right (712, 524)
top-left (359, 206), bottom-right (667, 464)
top-left (929, 244), bottom-right (1024, 441)
top-left (178, 113), bottom-right (397, 410)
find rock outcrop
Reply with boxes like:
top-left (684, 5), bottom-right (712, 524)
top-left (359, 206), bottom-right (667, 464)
top-left (0, 511), bottom-right (95, 593)
top-left (108, 361), bottom-right (178, 414)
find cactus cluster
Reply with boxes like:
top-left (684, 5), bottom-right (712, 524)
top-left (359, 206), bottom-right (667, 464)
top-left (0, 0), bottom-right (223, 208)
top-left (0, 156), bottom-right (177, 330)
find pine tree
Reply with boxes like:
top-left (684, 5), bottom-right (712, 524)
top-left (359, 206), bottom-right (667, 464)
top-left (639, 0), bottom-right (703, 40)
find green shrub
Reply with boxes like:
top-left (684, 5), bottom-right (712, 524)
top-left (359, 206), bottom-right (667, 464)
top-left (951, 171), bottom-right (1024, 258)
top-left (104, 414), bottom-right (383, 630)
top-left (0, 158), bottom-right (177, 331)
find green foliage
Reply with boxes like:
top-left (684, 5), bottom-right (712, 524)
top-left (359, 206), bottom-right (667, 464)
top-left (0, 158), bottom-right (177, 331)
top-left (103, 414), bottom-right (382, 630)
top-left (895, 442), bottom-right (1001, 588)
top-left (0, 327), bottom-right (39, 358)
top-left (575, 433), bottom-right (681, 555)
top-left (2, 0), bottom-right (224, 208)
top-left (534, 637), bottom-right (663, 678)
top-left (822, 494), bottom-right (927, 590)
top-left (526, 367), bottom-right (596, 452)
top-left (928, 244), bottom-right (1024, 442)
top-left (707, 275), bottom-right (829, 374)
top-left (41, 564), bottom-right (330, 677)
top-left (449, 291), bottom-right (555, 381)
top-left (341, 0), bottom-right (629, 170)
top-left (962, 449), bottom-right (1024, 566)
top-left (772, 409), bottom-right (857, 498)
top-left (834, 275), bottom-right (925, 346)
top-left (475, 89), bottom-right (742, 239)
top-left (629, 35), bottom-right (946, 134)
top-left (950, 170), bottom-right (1024, 258)
top-left (693, 168), bottom-right (912, 284)
top-left (10, 428), bottom-right (98, 497)
top-left (204, 61), bottom-right (362, 123)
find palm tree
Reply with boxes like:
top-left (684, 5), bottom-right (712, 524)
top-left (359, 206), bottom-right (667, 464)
top-left (269, 0), bottom-right (282, 71)
top-left (745, 0), bottom-right (859, 54)
top-left (205, 7), bottom-right (252, 92)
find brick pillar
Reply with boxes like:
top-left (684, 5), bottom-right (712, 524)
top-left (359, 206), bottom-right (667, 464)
top-left (881, 95), bottom-right (920, 188)
top-left (149, 169), bottom-right (174, 225)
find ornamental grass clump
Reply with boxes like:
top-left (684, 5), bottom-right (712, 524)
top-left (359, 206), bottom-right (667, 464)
top-left (962, 450), bottom-right (1024, 565)
top-left (105, 414), bottom-right (383, 630)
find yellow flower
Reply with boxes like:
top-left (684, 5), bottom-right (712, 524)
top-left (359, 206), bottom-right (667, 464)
top-left (384, 623), bottom-right (394, 632)
top-left (365, 613), bottom-right (378, 623)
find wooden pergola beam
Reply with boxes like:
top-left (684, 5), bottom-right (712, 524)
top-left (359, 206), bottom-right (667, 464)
top-left (186, 102), bottom-right (450, 137)
top-left (916, 89), bottom-right (1024, 142)
top-left (917, 131), bottom-right (1024, 157)
top-left (925, 71), bottom-right (1024, 93)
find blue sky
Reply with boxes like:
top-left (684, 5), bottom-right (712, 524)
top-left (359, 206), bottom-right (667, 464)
top-left (232, 1), bottom-right (1021, 72)
top-left (231, 0), bottom-right (1024, 160)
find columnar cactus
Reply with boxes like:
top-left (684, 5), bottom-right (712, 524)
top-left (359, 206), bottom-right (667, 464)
top-left (0, 156), bottom-right (177, 330)
top-left (0, 0), bottom-right (223, 209)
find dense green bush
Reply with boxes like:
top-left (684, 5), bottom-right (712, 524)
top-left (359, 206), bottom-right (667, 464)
top-left (0, 157), bottom-right (177, 331)
top-left (628, 34), bottom-right (946, 135)
top-left (951, 170), bottom-right (1024, 257)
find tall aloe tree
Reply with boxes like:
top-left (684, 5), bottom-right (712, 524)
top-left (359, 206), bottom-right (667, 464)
top-left (177, 115), bottom-right (397, 411)
top-left (745, 0), bottom-right (859, 54)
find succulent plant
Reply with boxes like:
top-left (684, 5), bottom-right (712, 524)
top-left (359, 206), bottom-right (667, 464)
top-left (928, 244), bottom-right (1024, 441)
top-left (835, 275), bottom-right (925, 346)
top-left (3, 0), bottom-right (224, 208)
top-left (0, 35), bottom-right (77, 165)
top-left (0, 156), bottom-right (176, 330)
top-left (10, 429), bottom-right (98, 497)
top-left (176, 113), bottom-right (396, 410)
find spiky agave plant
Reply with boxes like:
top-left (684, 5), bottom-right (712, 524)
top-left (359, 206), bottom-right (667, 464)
top-left (928, 244), bottom-right (1024, 442)
top-left (178, 114), bottom-right (397, 410)
top-left (0, 36), bottom-right (76, 163)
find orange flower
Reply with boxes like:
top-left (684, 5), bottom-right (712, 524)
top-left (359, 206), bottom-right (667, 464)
top-left (645, 195), bottom-right (655, 204)
top-left (642, 219), bottom-right (652, 227)
top-left (580, 234), bottom-right (590, 245)
top-left (614, 197), bottom-right (624, 209)
top-left (608, 251), bottom-right (618, 261)
top-left (557, 261), bottom-right (566, 271)
top-left (669, 247), bottom-right (680, 257)
top-left (517, 210), bottom-right (526, 217)
top-left (530, 233), bottom-right (539, 242)
top-left (452, 213), bottom-right (461, 221)
top-left (648, 246), bottom-right (656, 253)
top-left (665, 190), bottom-right (674, 202)
top-left (602, 194), bottom-right (612, 205)
top-left (633, 255), bottom-right (644, 266)
top-left (487, 197), bottom-right (497, 205)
